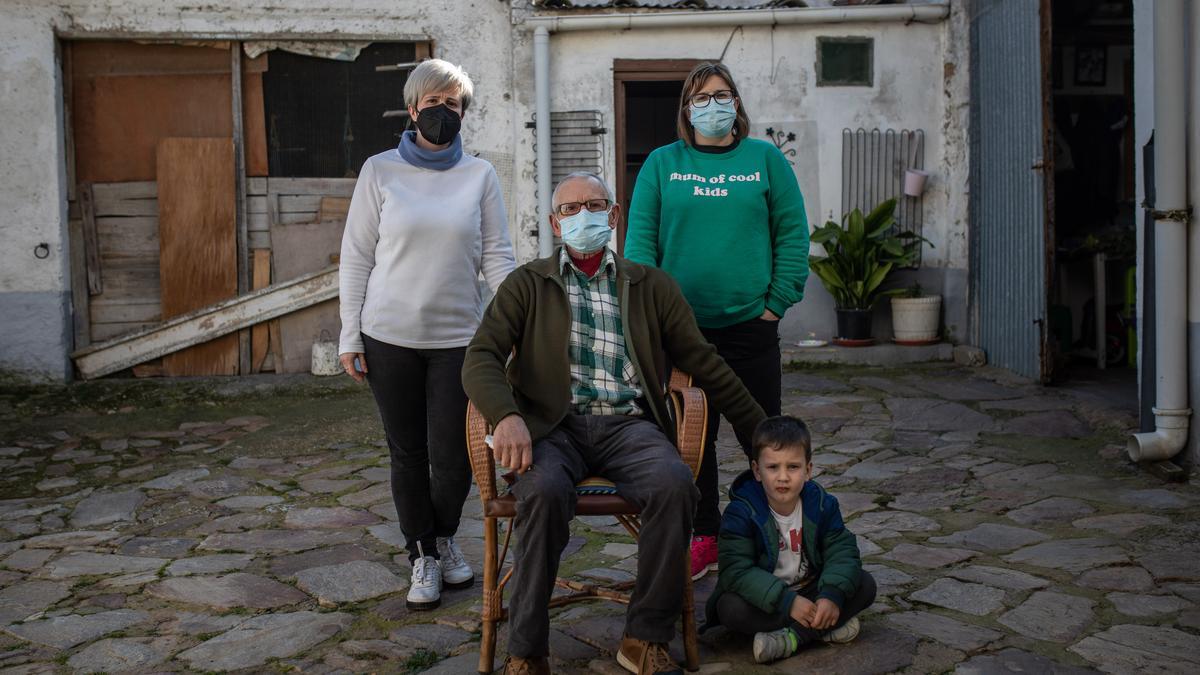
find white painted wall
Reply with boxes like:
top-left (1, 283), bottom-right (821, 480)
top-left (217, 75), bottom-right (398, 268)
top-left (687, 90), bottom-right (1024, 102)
top-left (514, 9), bottom-right (967, 341)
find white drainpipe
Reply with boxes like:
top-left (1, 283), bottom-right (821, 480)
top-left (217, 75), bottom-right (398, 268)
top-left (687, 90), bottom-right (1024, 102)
top-left (524, 1), bottom-right (951, 258)
top-left (534, 26), bottom-right (553, 258)
top-left (1129, 0), bottom-right (1192, 462)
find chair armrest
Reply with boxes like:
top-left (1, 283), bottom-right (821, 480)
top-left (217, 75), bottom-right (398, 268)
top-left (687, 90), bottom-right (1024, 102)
top-left (669, 371), bottom-right (707, 480)
top-left (465, 401), bottom-right (498, 502)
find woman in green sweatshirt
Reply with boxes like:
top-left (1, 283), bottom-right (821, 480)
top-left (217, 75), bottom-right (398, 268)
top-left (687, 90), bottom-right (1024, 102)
top-left (624, 62), bottom-right (810, 582)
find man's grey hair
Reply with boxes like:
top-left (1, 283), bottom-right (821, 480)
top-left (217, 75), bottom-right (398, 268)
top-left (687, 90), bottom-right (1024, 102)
top-left (552, 172), bottom-right (615, 206)
top-left (404, 58), bottom-right (475, 112)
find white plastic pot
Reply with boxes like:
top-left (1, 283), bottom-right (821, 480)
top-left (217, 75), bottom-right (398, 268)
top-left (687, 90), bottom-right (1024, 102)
top-left (891, 295), bottom-right (941, 342)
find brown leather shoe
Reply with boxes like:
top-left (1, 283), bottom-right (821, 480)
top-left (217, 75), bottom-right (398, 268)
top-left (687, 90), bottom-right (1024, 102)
top-left (503, 655), bottom-right (550, 675)
top-left (616, 636), bottom-right (683, 674)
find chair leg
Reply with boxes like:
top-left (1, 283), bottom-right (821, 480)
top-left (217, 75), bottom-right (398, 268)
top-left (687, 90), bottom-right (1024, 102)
top-left (683, 551), bottom-right (699, 671)
top-left (480, 516), bottom-right (499, 674)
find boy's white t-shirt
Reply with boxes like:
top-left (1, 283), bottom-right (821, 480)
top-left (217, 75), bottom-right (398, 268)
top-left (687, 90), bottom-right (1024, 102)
top-left (771, 503), bottom-right (812, 587)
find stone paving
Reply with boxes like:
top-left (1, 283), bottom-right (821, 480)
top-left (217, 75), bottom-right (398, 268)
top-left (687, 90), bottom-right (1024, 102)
top-left (1, 365), bottom-right (1198, 673)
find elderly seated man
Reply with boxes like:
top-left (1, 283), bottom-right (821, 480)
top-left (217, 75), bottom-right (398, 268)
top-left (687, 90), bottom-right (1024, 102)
top-left (462, 172), bottom-right (765, 675)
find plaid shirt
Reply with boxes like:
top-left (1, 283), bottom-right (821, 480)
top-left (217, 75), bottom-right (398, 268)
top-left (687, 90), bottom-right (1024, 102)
top-left (560, 248), bottom-right (643, 416)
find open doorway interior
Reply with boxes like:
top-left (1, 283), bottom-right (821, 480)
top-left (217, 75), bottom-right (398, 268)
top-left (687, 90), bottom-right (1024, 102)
top-left (1047, 0), bottom-right (1136, 403)
top-left (614, 60), bottom-right (699, 252)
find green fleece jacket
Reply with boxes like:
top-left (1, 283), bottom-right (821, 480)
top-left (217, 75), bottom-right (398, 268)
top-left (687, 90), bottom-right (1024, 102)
top-left (462, 247), bottom-right (765, 444)
top-left (705, 471), bottom-right (863, 630)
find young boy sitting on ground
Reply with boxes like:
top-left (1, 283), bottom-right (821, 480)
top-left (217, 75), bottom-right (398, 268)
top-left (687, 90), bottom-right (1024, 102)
top-left (704, 415), bottom-right (877, 664)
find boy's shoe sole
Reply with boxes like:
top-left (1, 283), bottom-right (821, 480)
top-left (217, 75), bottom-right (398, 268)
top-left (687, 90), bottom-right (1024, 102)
top-left (690, 561), bottom-right (718, 581)
top-left (616, 650), bottom-right (638, 674)
top-left (821, 616), bottom-right (861, 644)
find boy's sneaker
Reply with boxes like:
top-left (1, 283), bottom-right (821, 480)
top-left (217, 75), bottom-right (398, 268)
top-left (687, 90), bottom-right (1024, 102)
top-left (820, 616), bottom-right (861, 644)
top-left (689, 535), bottom-right (718, 581)
top-left (753, 627), bottom-right (799, 664)
top-left (406, 543), bottom-right (441, 610)
top-left (436, 536), bottom-right (474, 589)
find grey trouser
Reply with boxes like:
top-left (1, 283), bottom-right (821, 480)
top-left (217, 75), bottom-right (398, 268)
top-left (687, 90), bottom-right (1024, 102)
top-left (507, 414), bottom-right (699, 658)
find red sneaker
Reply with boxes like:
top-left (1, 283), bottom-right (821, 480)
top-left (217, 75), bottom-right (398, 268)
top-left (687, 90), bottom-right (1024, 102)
top-left (690, 535), bottom-right (718, 581)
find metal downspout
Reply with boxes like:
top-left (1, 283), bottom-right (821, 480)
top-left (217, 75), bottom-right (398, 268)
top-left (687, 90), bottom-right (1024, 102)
top-left (534, 26), bottom-right (553, 258)
top-left (1129, 0), bottom-right (1192, 462)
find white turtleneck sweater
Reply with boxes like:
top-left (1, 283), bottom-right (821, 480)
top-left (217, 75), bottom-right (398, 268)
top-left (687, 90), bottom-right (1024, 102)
top-left (338, 149), bottom-right (515, 354)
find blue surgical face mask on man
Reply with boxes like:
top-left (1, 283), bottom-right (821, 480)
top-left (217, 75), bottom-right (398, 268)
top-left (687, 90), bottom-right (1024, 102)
top-left (689, 99), bottom-right (737, 138)
top-left (558, 208), bottom-right (612, 254)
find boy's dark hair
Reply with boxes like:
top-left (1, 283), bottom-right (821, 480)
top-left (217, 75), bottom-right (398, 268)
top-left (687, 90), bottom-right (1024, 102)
top-left (751, 415), bottom-right (812, 463)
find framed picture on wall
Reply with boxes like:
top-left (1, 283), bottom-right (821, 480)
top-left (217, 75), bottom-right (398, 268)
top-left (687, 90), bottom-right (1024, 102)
top-left (1074, 45), bottom-right (1107, 86)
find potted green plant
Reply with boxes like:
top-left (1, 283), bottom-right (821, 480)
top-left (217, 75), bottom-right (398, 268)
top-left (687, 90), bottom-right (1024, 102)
top-left (891, 282), bottom-right (942, 344)
top-left (808, 198), bottom-right (930, 344)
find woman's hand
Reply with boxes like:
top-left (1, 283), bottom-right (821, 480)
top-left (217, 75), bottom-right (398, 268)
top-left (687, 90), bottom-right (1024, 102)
top-left (339, 353), bottom-right (368, 383)
top-left (759, 309), bottom-right (780, 321)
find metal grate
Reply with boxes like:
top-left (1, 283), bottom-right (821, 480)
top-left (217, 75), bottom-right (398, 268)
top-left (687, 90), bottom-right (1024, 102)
top-left (841, 128), bottom-right (925, 264)
top-left (530, 110), bottom-right (607, 184)
top-left (469, 149), bottom-right (516, 231)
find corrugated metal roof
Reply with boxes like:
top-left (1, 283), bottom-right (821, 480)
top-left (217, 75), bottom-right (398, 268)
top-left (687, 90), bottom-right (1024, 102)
top-left (531, 1), bottom-right (814, 10)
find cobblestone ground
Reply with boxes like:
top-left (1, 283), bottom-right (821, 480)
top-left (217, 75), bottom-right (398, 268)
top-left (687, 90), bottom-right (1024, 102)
top-left (1, 364), bottom-right (1198, 674)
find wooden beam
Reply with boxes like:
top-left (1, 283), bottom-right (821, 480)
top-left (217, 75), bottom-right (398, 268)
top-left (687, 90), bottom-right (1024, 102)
top-left (231, 42), bottom-right (251, 375)
top-left (72, 266), bottom-right (339, 380)
top-left (250, 248), bottom-right (271, 373)
top-left (68, 218), bottom-right (91, 350)
top-left (78, 183), bottom-right (103, 295)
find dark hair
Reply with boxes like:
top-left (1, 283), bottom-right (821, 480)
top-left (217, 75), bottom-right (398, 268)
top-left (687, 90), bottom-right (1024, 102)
top-left (676, 62), bottom-right (752, 147)
top-left (751, 415), bottom-right (812, 463)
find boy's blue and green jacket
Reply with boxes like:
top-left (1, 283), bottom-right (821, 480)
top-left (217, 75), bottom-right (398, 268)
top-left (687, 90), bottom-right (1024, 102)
top-left (704, 470), bottom-right (863, 629)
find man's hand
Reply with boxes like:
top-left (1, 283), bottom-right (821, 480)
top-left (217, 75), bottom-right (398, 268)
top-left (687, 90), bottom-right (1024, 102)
top-left (339, 352), bottom-right (368, 383)
top-left (759, 309), bottom-right (780, 321)
top-left (491, 414), bottom-right (533, 475)
top-left (789, 595), bottom-right (817, 627)
top-left (811, 598), bottom-right (841, 630)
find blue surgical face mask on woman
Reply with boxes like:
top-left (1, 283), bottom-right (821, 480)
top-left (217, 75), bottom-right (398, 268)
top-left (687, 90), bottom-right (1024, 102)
top-left (689, 99), bottom-right (737, 139)
top-left (558, 208), bottom-right (612, 254)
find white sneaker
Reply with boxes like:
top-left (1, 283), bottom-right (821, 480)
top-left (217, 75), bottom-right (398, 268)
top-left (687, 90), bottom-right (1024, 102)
top-left (821, 616), bottom-right (861, 644)
top-left (436, 536), bottom-right (475, 589)
top-left (406, 542), bottom-right (441, 610)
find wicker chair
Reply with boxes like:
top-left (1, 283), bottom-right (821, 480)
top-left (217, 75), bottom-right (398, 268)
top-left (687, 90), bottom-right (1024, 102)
top-left (466, 370), bottom-right (708, 674)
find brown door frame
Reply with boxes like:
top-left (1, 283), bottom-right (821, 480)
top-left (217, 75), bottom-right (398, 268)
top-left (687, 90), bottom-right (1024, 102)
top-left (1038, 0), bottom-right (1056, 383)
top-left (613, 59), bottom-right (703, 252)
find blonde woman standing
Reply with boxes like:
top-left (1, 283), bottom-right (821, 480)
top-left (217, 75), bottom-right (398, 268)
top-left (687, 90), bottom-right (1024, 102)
top-left (338, 58), bottom-right (515, 610)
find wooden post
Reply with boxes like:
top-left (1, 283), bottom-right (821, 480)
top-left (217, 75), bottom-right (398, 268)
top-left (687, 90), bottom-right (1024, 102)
top-left (251, 249), bottom-right (271, 373)
top-left (68, 218), bottom-right (91, 351)
top-left (78, 183), bottom-right (102, 295)
top-left (231, 42), bottom-right (250, 374)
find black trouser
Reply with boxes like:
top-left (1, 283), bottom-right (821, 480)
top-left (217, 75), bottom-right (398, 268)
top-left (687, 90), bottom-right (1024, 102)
top-left (362, 333), bottom-right (470, 562)
top-left (694, 318), bottom-right (782, 536)
top-left (507, 415), bottom-right (698, 658)
top-left (715, 571), bottom-right (877, 644)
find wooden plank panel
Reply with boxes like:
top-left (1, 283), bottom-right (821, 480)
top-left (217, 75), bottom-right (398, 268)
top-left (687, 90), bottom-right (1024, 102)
top-left (251, 249), bottom-right (271, 373)
top-left (90, 301), bottom-right (161, 324)
top-left (157, 137), bottom-right (238, 375)
top-left (247, 177), bottom-right (267, 194)
top-left (94, 197), bottom-right (157, 218)
top-left (249, 231), bottom-right (272, 249)
top-left (249, 211), bottom-right (316, 231)
top-left (266, 177), bottom-right (356, 196)
top-left (270, 219), bottom-right (345, 373)
top-left (73, 266), bottom-right (338, 379)
top-left (79, 184), bottom-right (103, 295)
top-left (319, 197), bottom-right (351, 222)
top-left (92, 181), bottom-right (156, 201)
top-left (96, 217), bottom-right (159, 257)
top-left (92, 321), bottom-right (160, 343)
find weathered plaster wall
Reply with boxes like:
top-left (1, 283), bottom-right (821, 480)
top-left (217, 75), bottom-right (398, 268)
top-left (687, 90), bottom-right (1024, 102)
top-left (519, 11), bottom-right (968, 342)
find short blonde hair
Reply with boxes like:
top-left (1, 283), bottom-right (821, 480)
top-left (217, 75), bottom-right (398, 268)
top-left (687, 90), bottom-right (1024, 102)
top-left (404, 58), bottom-right (475, 112)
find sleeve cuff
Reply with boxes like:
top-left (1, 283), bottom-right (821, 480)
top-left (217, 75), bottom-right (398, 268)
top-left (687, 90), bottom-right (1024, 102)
top-left (817, 587), bottom-right (846, 609)
top-left (765, 297), bottom-right (789, 320)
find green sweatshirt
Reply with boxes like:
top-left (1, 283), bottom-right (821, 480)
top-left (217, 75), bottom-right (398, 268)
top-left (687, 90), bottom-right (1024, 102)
top-left (624, 138), bottom-right (810, 328)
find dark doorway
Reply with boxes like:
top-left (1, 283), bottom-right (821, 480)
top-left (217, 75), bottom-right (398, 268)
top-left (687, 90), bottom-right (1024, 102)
top-left (1047, 0), bottom-right (1136, 384)
top-left (613, 59), bottom-right (701, 251)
